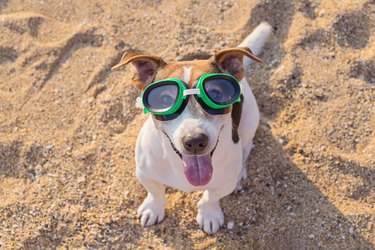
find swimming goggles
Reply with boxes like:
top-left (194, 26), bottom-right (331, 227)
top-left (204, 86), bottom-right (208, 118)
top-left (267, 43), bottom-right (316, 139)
top-left (136, 73), bottom-right (242, 120)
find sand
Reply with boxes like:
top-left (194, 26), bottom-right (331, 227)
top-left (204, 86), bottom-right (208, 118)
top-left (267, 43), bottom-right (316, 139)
top-left (0, 0), bottom-right (374, 249)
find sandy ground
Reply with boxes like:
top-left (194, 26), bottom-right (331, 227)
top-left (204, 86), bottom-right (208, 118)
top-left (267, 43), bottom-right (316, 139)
top-left (0, 0), bottom-right (374, 249)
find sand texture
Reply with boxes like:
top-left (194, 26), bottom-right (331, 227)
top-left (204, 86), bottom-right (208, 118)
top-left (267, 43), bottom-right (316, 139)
top-left (0, 0), bottom-right (374, 249)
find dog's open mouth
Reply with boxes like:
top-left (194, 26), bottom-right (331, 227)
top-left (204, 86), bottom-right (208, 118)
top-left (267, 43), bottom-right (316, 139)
top-left (162, 131), bottom-right (220, 186)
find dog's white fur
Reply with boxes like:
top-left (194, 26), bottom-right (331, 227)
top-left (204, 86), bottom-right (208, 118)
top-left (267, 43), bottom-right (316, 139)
top-left (183, 66), bottom-right (192, 83)
top-left (135, 22), bottom-right (272, 234)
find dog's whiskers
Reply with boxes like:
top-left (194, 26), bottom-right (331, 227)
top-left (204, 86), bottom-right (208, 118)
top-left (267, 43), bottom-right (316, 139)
top-left (162, 130), bottom-right (182, 158)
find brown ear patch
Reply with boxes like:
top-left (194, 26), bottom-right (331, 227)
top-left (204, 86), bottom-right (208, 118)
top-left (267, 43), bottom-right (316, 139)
top-left (213, 47), bottom-right (262, 81)
top-left (111, 50), bottom-right (166, 90)
top-left (215, 47), bottom-right (263, 64)
top-left (111, 52), bottom-right (165, 71)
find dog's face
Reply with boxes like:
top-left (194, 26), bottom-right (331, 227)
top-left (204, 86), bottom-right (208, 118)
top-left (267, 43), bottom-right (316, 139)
top-left (112, 48), bottom-right (261, 186)
top-left (152, 61), bottom-right (229, 158)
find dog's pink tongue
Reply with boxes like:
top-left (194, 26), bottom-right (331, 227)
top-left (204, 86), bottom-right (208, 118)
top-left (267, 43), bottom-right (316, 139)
top-left (182, 153), bottom-right (213, 186)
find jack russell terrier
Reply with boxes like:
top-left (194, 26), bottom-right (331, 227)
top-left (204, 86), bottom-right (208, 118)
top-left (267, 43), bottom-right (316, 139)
top-left (112, 22), bottom-right (272, 234)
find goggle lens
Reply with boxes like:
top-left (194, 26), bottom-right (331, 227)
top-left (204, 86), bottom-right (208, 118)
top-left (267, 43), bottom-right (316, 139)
top-left (145, 83), bottom-right (178, 111)
top-left (203, 78), bottom-right (239, 105)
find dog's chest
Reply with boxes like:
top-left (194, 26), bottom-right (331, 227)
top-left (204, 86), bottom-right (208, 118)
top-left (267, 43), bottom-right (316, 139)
top-left (136, 118), bottom-right (243, 192)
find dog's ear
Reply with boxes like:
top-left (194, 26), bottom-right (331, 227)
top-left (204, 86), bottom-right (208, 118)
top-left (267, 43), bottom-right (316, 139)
top-left (112, 51), bottom-right (166, 90)
top-left (212, 47), bottom-right (262, 81)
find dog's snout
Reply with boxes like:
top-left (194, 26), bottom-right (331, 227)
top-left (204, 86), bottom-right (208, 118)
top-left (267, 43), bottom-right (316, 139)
top-left (182, 133), bottom-right (208, 154)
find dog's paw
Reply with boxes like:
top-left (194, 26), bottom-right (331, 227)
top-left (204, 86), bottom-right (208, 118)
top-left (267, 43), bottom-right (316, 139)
top-left (196, 205), bottom-right (224, 234)
top-left (235, 182), bottom-right (243, 191)
top-left (137, 195), bottom-right (166, 227)
top-left (236, 166), bottom-right (248, 191)
top-left (238, 165), bottom-right (248, 181)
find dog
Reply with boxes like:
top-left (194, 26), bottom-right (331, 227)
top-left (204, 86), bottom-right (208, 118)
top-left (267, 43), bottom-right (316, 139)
top-left (112, 22), bottom-right (272, 234)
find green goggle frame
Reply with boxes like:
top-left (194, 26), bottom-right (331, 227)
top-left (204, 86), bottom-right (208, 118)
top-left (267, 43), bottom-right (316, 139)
top-left (138, 73), bottom-right (242, 116)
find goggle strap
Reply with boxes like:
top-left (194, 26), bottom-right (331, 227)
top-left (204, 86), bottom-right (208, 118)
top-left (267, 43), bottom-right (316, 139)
top-left (135, 96), bottom-right (144, 109)
top-left (183, 89), bottom-right (201, 96)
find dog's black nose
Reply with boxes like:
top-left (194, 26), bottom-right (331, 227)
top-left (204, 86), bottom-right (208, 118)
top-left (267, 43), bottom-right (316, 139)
top-left (182, 133), bottom-right (209, 154)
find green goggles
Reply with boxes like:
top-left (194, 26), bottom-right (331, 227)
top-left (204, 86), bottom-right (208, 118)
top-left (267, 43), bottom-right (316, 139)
top-left (137, 73), bottom-right (242, 118)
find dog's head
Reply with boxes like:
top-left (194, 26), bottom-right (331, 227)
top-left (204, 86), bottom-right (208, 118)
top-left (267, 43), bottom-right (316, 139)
top-left (112, 48), bottom-right (261, 186)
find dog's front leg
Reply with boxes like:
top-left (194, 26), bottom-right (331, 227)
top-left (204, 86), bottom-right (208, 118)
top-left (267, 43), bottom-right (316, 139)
top-left (136, 172), bottom-right (167, 227)
top-left (197, 182), bottom-right (236, 234)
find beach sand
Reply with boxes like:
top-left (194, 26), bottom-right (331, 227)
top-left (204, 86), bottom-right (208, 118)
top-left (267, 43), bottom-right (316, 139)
top-left (0, 0), bottom-right (374, 248)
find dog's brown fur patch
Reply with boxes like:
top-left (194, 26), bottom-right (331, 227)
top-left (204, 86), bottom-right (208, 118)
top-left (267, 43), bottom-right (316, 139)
top-left (231, 95), bottom-right (243, 143)
top-left (155, 60), bottom-right (220, 86)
